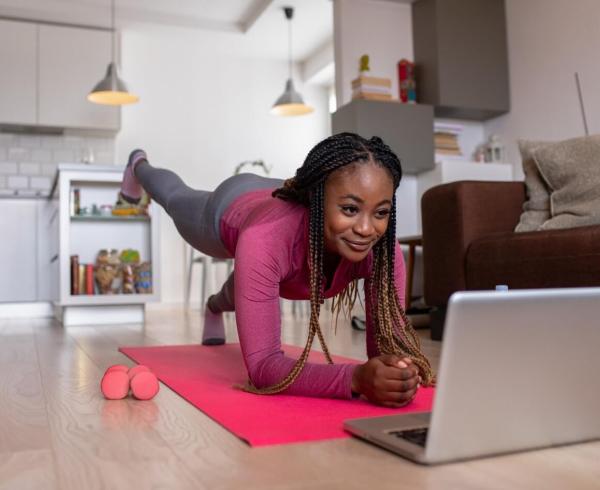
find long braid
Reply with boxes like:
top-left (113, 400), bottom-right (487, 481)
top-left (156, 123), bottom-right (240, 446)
top-left (366, 138), bottom-right (435, 385)
top-left (245, 132), bottom-right (434, 395)
top-left (311, 184), bottom-right (334, 363)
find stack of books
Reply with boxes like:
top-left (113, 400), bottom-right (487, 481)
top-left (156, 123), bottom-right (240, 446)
top-left (434, 122), bottom-right (463, 157)
top-left (70, 255), bottom-right (95, 295)
top-left (351, 75), bottom-right (392, 101)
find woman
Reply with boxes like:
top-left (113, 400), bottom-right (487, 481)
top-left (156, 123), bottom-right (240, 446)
top-left (120, 133), bottom-right (434, 407)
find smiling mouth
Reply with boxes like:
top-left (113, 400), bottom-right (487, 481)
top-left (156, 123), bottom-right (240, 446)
top-left (343, 239), bottom-right (372, 252)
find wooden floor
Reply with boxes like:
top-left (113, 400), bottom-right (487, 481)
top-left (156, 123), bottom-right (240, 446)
top-left (1, 306), bottom-right (599, 490)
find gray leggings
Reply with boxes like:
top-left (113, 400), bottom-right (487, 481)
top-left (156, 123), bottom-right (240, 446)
top-left (135, 162), bottom-right (283, 311)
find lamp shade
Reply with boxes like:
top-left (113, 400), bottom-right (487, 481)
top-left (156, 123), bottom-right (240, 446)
top-left (271, 79), bottom-right (314, 116)
top-left (87, 62), bottom-right (139, 106)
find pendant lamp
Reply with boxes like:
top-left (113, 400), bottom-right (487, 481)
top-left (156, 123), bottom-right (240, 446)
top-left (88, 0), bottom-right (139, 106)
top-left (271, 7), bottom-right (313, 116)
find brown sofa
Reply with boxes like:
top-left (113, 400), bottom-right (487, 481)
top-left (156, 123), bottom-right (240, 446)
top-left (421, 180), bottom-right (600, 340)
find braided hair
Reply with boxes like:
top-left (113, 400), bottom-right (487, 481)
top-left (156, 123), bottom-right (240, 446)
top-left (243, 132), bottom-right (435, 395)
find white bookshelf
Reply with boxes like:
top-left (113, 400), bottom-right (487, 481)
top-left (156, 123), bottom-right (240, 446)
top-left (49, 164), bottom-right (160, 325)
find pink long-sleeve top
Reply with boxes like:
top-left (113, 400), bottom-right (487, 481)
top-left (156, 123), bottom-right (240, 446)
top-left (219, 189), bottom-right (406, 399)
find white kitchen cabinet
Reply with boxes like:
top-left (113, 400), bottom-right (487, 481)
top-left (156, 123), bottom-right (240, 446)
top-left (37, 198), bottom-right (60, 303)
top-left (0, 198), bottom-right (58, 304)
top-left (0, 20), bottom-right (37, 125)
top-left (0, 200), bottom-right (38, 302)
top-left (0, 19), bottom-right (120, 132)
top-left (38, 25), bottom-right (120, 131)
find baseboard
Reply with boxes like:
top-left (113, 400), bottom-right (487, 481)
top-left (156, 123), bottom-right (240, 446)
top-left (0, 301), bottom-right (54, 319)
top-left (57, 304), bottom-right (145, 326)
top-left (146, 301), bottom-right (187, 311)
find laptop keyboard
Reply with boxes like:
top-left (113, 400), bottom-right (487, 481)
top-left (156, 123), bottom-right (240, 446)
top-left (388, 428), bottom-right (429, 447)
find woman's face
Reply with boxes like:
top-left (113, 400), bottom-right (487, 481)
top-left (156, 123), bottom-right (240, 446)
top-left (323, 161), bottom-right (394, 263)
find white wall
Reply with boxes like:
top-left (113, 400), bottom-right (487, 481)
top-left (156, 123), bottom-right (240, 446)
top-left (116, 25), bottom-right (330, 304)
top-left (333, 0), bottom-right (413, 107)
top-left (485, 0), bottom-right (600, 178)
top-left (395, 176), bottom-right (419, 237)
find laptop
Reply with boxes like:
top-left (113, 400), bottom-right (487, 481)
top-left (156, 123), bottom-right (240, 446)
top-left (344, 287), bottom-right (600, 465)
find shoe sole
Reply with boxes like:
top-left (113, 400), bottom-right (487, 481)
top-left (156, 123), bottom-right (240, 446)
top-left (202, 338), bottom-right (225, 346)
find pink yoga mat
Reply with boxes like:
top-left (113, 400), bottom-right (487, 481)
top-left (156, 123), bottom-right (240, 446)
top-left (119, 344), bottom-right (434, 446)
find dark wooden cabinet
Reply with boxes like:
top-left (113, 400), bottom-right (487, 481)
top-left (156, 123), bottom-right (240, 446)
top-left (412, 0), bottom-right (510, 120)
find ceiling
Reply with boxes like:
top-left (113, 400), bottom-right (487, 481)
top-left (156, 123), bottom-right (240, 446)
top-left (0, 0), bottom-right (334, 63)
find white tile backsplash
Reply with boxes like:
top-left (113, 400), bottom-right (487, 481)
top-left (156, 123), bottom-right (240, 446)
top-left (40, 135), bottom-right (64, 149)
top-left (30, 176), bottom-right (52, 190)
top-left (0, 134), bottom-right (15, 146)
top-left (19, 162), bottom-right (41, 175)
top-left (8, 147), bottom-right (30, 161)
top-left (40, 162), bottom-right (58, 177)
top-left (0, 162), bottom-right (18, 174)
top-left (0, 132), bottom-right (115, 197)
top-left (94, 150), bottom-right (114, 164)
top-left (17, 135), bottom-right (41, 148)
top-left (7, 175), bottom-right (28, 189)
top-left (30, 148), bottom-right (53, 163)
top-left (52, 149), bottom-right (76, 162)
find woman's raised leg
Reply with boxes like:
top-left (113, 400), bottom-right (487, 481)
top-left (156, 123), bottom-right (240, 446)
top-left (120, 149), bottom-right (230, 345)
top-left (120, 149), bottom-right (226, 256)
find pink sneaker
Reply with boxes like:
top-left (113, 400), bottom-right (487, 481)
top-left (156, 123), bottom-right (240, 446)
top-left (120, 149), bottom-right (147, 203)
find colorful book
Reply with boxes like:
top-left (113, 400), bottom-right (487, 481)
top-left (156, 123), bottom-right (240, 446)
top-left (70, 255), bottom-right (79, 295)
top-left (86, 264), bottom-right (94, 295)
top-left (352, 85), bottom-right (391, 96)
top-left (352, 92), bottom-right (393, 101)
top-left (78, 264), bottom-right (86, 295)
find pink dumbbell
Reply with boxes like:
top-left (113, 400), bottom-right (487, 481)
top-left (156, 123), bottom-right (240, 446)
top-left (107, 364), bottom-right (129, 373)
top-left (127, 364), bottom-right (151, 379)
top-left (130, 370), bottom-right (160, 400)
top-left (101, 364), bottom-right (160, 400)
top-left (101, 366), bottom-right (130, 400)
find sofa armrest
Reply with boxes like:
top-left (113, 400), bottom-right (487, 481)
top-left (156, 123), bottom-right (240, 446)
top-left (421, 180), bottom-right (526, 306)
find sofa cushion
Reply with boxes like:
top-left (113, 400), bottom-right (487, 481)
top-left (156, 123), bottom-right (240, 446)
top-left (534, 135), bottom-right (600, 230)
top-left (466, 225), bottom-right (600, 290)
top-left (514, 139), bottom-right (552, 232)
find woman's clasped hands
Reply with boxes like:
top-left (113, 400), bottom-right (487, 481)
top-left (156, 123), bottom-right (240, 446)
top-left (352, 355), bottom-right (421, 407)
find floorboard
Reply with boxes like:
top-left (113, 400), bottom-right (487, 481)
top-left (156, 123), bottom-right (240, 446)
top-left (0, 308), bottom-right (597, 489)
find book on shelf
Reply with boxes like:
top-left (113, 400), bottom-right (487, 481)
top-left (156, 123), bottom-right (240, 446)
top-left (70, 257), bottom-right (99, 296)
top-left (351, 75), bottom-right (392, 89)
top-left (434, 131), bottom-right (462, 156)
top-left (351, 75), bottom-right (393, 102)
top-left (435, 133), bottom-right (459, 144)
top-left (352, 92), bottom-right (393, 101)
top-left (70, 255), bottom-right (79, 295)
top-left (352, 85), bottom-right (391, 96)
top-left (435, 148), bottom-right (463, 156)
top-left (434, 122), bottom-right (463, 135)
top-left (78, 264), bottom-right (86, 295)
top-left (86, 264), bottom-right (94, 295)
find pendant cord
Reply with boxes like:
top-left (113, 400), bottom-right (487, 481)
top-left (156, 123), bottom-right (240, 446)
top-left (111, 0), bottom-right (116, 65)
top-left (288, 15), bottom-right (293, 79)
